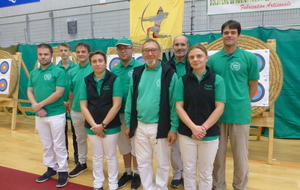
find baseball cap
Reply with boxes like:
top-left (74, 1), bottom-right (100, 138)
top-left (115, 38), bottom-right (133, 47)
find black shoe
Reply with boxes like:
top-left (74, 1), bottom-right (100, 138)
top-left (36, 167), bottom-right (57, 183)
top-left (131, 173), bottom-right (141, 190)
top-left (56, 172), bottom-right (68, 187)
top-left (69, 163), bottom-right (87, 177)
top-left (118, 172), bottom-right (132, 188)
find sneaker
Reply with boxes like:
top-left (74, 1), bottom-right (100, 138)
top-left (131, 173), bottom-right (141, 190)
top-left (171, 179), bottom-right (181, 188)
top-left (56, 172), bottom-right (68, 187)
top-left (118, 172), bottom-right (132, 188)
top-left (69, 163), bottom-right (87, 178)
top-left (36, 167), bottom-right (57, 183)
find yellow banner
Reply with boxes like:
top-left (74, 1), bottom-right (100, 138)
top-left (130, 0), bottom-right (184, 51)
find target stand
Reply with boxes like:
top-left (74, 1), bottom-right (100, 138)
top-left (0, 51), bottom-right (25, 130)
top-left (204, 37), bottom-right (283, 164)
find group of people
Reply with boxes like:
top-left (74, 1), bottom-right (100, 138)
top-left (28, 20), bottom-right (259, 190)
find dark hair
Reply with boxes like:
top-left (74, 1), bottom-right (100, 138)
top-left (142, 39), bottom-right (161, 50)
top-left (58, 43), bottom-right (71, 51)
top-left (89, 50), bottom-right (107, 64)
top-left (75, 42), bottom-right (90, 52)
top-left (36, 43), bottom-right (53, 55)
top-left (187, 43), bottom-right (208, 57)
top-left (221, 20), bottom-right (241, 35)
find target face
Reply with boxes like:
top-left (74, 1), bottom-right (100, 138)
top-left (254, 53), bottom-right (265, 72)
top-left (136, 56), bottom-right (146, 63)
top-left (109, 57), bottom-right (121, 70)
top-left (0, 61), bottom-right (9, 74)
top-left (0, 78), bottom-right (8, 92)
top-left (251, 83), bottom-right (265, 103)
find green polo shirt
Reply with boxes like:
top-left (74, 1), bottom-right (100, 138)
top-left (28, 63), bottom-right (66, 117)
top-left (208, 47), bottom-right (259, 124)
top-left (175, 71), bottom-right (226, 141)
top-left (125, 63), bottom-right (179, 132)
top-left (111, 59), bottom-right (144, 113)
top-left (80, 71), bottom-right (123, 135)
top-left (174, 59), bottom-right (187, 78)
top-left (69, 62), bottom-right (93, 111)
top-left (56, 61), bottom-right (78, 101)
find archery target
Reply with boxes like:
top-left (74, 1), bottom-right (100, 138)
top-left (1, 61), bottom-right (9, 74)
top-left (251, 83), bottom-right (265, 103)
top-left (109, 57), bottom-right (121, 70)
top-left (136, 56), bottom-right (146, 63)
top-left (0, 78), bottom-right (8, 92)
top-left (255, 53), bottom-right (265, 72)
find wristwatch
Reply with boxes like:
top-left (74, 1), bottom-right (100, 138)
top-left (101, 123), bottom-right (107, 128)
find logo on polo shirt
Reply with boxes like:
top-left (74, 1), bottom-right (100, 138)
top-left (128, 70), bottom-right (133, 77)
top-left (103, 85), bottom-right (110, 90)
top-left (230, 62), bottom-right (240, 71)
top-left (44, 73), bottom-right (52, 80)
top-left (156, 79), bottom-right (161, 88)
top-left (204, 84), bottom-right (213, 90)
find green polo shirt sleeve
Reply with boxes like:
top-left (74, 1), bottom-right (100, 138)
top-left (169, 73), bottom-right (179, 133)
top-left (113, 77), bottom-right (123, 97)
top-left (248, 53), bottom-right (260, 81)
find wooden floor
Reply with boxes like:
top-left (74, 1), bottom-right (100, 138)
top-left (1, 114), bottom-right (300, 190)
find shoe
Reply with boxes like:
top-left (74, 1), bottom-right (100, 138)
top-left (118, 172), bottom-right (132, 188)
top-left (171, 178), bottom-right (181, 188)
top-left (36, 167), bottom-right (57, 183)
top-left (93, 187), bottom-right (103, 190)
top-left (131, 173), bottom-right (141, 190)
top-left (69, 163), bottom-right (87, 177)
top-left (56, 172), bottom-right (68, 187)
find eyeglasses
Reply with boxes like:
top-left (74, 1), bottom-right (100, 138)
top-left (142, 49), bottom-right (159, 54)
top-left (117, 47), bottom-right (132, 51)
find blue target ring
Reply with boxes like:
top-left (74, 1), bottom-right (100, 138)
top-left (254, 53), bottom-right (265, 72)
top-left (0, 61), bottom-right (9, 74)
top-left (251, 83), bottom-right (265, 102)
top-left (0, 78), bottom-right (8, 92)
top-left (109, 57), bottom-right (121, 70)
top-left (136, 56), bottom-right (146, 63)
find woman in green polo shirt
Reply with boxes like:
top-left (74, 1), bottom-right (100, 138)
top-left (175, 44), bottom-right (226, 190)
top-left (80, 50), bottom-right (123, 190)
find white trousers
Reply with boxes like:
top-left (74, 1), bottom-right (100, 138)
top-left (179, 134), bottom-right (219, 190)
top-left (134, 121), bottom-right (170, 190)
top-left (170, 135), bottom-right (183, 179)
top-left (36, 113), bottom-right (68, 172)
top-left (70, 110), bottom-right (88, 164)
top-left (88, 133), bottom-right (119, 190)
top-left (117, 114), bottom-right (135, 156)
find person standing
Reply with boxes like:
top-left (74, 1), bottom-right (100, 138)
top-left (27, 43), bottom-right (68, 187)
top-left (175, 43), bottom-right (225, 190)
top-left (209, 20), bottom-right (259, 190)
top-left (125, 39), bottom-right (178, 190)
top-left (111, 38), bottom-right (143, 190)
top-left (80, 50), bottom-right (122, 190)
top-left (69, 42), bottom-right (93, 177)
top-left (165, 35), bottom-right (190, 188)
top-left (57, 43), bottom-right (79, 164)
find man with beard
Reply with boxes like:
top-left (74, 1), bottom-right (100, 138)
top-left (27, 43), bottom-right (69, 187)
top-left (125, 39), bottom-right (178, 190)
top-left (165, 35), bottom-right (190, 188)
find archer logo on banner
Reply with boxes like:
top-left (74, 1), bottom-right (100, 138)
top-left (0, 0), bottom-right (40, 8)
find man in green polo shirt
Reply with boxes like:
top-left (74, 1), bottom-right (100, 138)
top-left (209, 20), bottom-right (260, 190)
top-left (125, 39), bottom-right (178, 190)
top-left (56, 43), bottom-right (79, 165)
top-left (111, 38), bottom-right (143, 190)
top-left (165, 35), bottom-right (190, 188)
top-left (69, 42), bottom-right (93, 178)
top-left (27, 43), bottom-right (68, 187)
